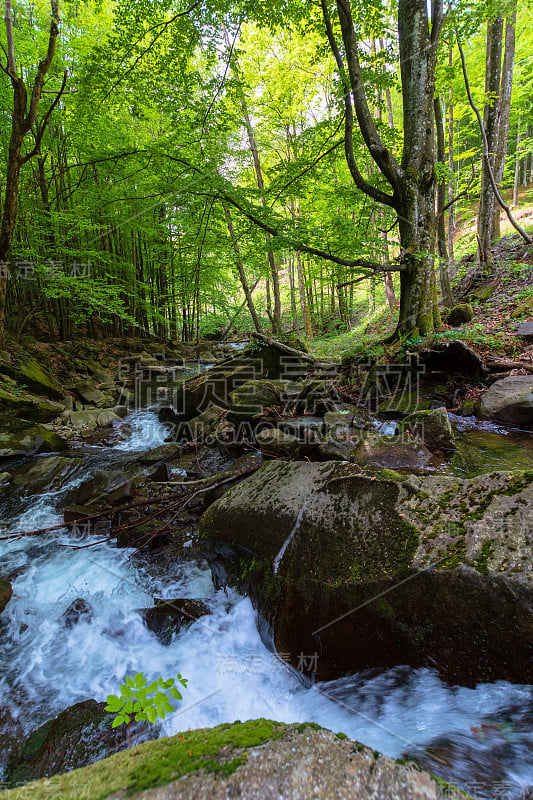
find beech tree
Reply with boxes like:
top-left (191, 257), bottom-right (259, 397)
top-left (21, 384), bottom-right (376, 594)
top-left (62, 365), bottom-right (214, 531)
top-left (0, 0), bottom-right (65, 351)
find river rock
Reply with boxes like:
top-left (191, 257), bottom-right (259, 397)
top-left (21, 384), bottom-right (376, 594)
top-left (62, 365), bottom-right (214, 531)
top-left (200, 460), bottom-right (533, 686)
top-left (255, 428), bottom-right (301, 458)
top-left (11, 456), bottom-right (84, 494)
top-left (66, 470), bottom-right (141, 506)
top-left (228, 379), bottom-right (281, 420)
top-left (65, 408), bottom-right (121, 429)
top-left (0, 577), bottom-right (12, 613)
top-left (0, 421), bottom-right (67, 460)
top-left (75, 383), bottom-right (107, 407)
top-left (418, 339), bottom-right (485, 379)
top-left (475, 374), bottom-right (533, 426)
top-left (398, 407), bottom-right (456, 451)
top-left (16, 720), bottom-right (470, 800)
top-left (60, 598), bottom-right (93, 628)
top-left (351, 434), bottom-right (442, 471)
top-left (140, 598), bottom-right (210, 645)
top-left (4, 699), bottom-right (141, 786)
top-left (138, 443), bottom-right (182, 465)
top-left (277, 416), bottom-right (324, 441)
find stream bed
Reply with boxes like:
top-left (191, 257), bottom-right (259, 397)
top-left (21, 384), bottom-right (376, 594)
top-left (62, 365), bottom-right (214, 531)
top-left (1, 402), bottom-right (533, 799)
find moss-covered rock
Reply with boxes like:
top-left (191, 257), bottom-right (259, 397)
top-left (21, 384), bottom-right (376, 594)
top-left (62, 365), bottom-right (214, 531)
top-left (228, 380), bottom-right (281, 420)
top-left (1, 720), bottom-right (470, 800)
top-left (4, 700), bottom-right (136, 787)
top-left (200, 461), bottom-right (533, 686)
top-left (0, 356), bottom-right (63, 400)
top-left (447, 304), bottom-right (474, 326)
top-left (0, 387), bottom-right (64, 422)
top-left (0, 420), bottom-right (67, 460)
top-left (398, 407), bottom-right (456, 452)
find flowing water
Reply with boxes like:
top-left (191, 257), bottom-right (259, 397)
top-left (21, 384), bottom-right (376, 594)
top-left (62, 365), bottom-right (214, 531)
top-left (1, 402), bottom-right (532, 798)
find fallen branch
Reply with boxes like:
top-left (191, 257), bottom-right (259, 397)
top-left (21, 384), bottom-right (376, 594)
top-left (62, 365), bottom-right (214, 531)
top-left (484, 357), bottom-right (533, 373)
top-left (251, 332), bottom-right (338, 368)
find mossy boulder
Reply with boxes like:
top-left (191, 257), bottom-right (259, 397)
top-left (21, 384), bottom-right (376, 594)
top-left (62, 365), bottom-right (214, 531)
top-left (200, 460), bottom-right (533, 686)
top-left (0, 420), bottom-right (67, 461)
top-left (0, 577), bottom-right (12, 613)
top-left (254, 428), bottom-right (301, 458)
top-left (447, 304), bottom-right (474, 326)
top-left (0, 387), bottom-right (64, 422)
top-left (511, 293), bottom-right (533, 318)
top-left (0, 356), bottom-right (63, 400)
top-left (4, 700), bottom-right (137, 787)
top-left (228, 379), bottom-right (281, 420)
top-left (2, 720), bottom-right (469, 800)
top-left (398, 407), bottom-right (456, 452)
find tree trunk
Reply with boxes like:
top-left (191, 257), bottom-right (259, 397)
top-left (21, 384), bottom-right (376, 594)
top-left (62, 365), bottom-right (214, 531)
top-left (0, 0), bottom-right (62, 351)
top-left (434, 96), bottom-right (454, 309)
top-left (513, 116), bottom-right (521, 207)
top-left (221, 201), bottom-right (262, 332)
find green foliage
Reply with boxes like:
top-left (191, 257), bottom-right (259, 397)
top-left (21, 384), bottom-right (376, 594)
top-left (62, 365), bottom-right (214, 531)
top-left (105, 672), bottom-right (187, 728)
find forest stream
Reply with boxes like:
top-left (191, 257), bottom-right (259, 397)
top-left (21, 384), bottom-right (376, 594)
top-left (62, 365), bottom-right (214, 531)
top-left (1, 370), bottom-right (533, 800)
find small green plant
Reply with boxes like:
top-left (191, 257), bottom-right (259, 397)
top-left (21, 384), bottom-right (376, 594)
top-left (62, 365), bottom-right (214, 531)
top-left (105, 672), bottom-right (188, 746)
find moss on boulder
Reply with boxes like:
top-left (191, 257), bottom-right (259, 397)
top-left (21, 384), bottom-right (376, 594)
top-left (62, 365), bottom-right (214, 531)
top-left (200, 461), bottom-right (533, 685)
top-left (0, 357), bottom-right (63, 400)
top-left (1, 720), bottom-right (470, 800)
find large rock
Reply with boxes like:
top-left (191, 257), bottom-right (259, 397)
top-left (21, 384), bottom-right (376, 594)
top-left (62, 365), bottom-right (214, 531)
top-left (10, 456), bottom-right (84, 494)
top-left (228, 379), bottom-right (281, 420)
top-left (200, 460), bottom-right (533, 686)
top-left (447, 303), bottom-right (474, 326)
top-left (351, 435), bottom-right (442, 471)
top-left (6, 720), bottom-right (470, 799)
top-left (0, 421), bottom-right (67, 460)
top-left (178, 350), bottom-right (308, 419)
top-left (65, 408), bottom-right (121, 429)
top-left (0, 577), bottom-right (12, 613)
top-left (517, 320), bottom-right (533, 341)
top-left (398, 407), bottom-right (456, 452)
top-left (139, 598), bottom-right (210, 645)
top-left (74, 381), bottom-right (107, 407)
top-left (0, 356), bottom-right (63, 400)
top-left (475, 375), bottom-right (533, 426)
top-left (4, 700), bottom-right (141, 787)
top-left (0, 388), bottom-right (64, 422)
top-left (66, 470), bottom-right (141, 506)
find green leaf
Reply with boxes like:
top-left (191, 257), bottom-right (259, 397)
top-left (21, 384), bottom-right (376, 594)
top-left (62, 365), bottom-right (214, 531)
top-left (147, 707), bottom-right (157, 723)
top-left (170, 688), bottom-right (182, 700)
top-left (125, 676), bottom-right (135, 688)
top-left (112, 716), bottom-right (124, 729)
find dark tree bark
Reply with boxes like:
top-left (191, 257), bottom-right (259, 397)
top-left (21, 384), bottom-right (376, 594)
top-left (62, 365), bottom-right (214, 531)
top-left (0, 0), bottom-right (65, 351)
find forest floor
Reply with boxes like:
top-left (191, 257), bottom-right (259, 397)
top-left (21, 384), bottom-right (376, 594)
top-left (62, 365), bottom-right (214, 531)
top-left (313, 215), bottom-right (533, 366)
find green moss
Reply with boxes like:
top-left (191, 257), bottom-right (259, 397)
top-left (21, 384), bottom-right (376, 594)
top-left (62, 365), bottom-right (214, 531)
top-left (437, 537), bottom-right (467, 569)
top-left (474, 541), bottom-right (495, 575)
top-left (336, 732), bottom-right (347, 740)
top-left (3, 720), bottom-right (287, 800)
